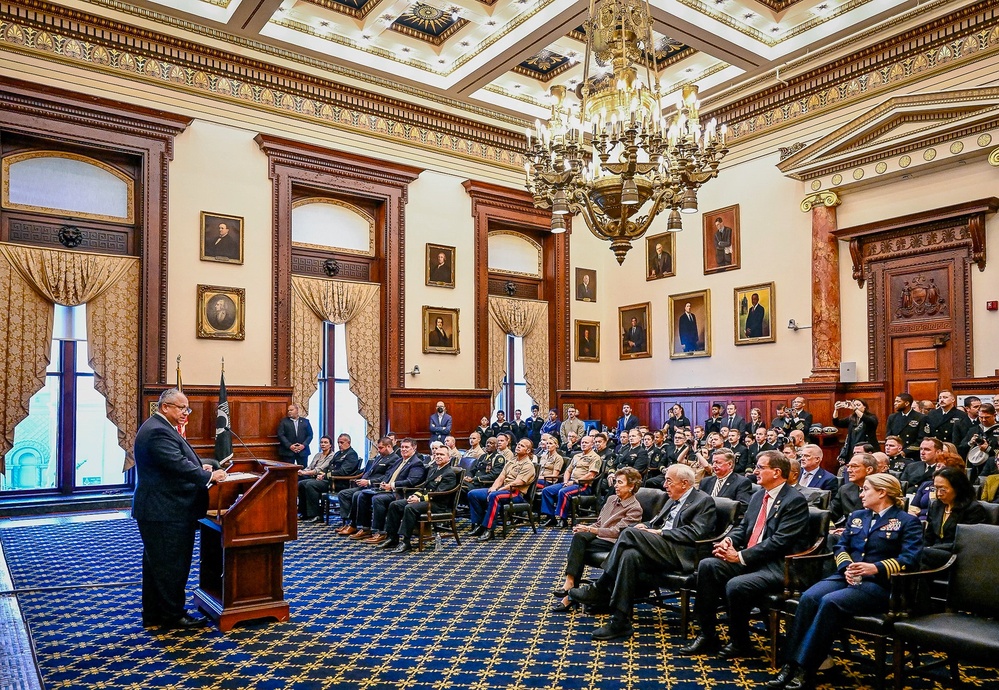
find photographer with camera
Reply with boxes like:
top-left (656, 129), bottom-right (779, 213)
top-left (961, 402), bottom-right (999, 479)
top-left (833, 399), bottom-right (880, 462)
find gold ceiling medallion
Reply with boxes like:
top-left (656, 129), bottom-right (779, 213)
top-left (524, 0), bottom-right (727, 264)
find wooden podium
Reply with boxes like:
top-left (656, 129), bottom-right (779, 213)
top-left (194, 458), bottom-right (299, 631)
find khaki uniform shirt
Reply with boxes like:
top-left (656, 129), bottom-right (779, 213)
top-left (566, 450), bottom-right (602, 482)
top-left (496, 455), bottom-right (537, 490)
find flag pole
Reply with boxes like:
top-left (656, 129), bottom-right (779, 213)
top-left (176, 354), bottom-right (183, 392)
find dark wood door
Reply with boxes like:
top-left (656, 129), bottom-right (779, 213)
top-left (891, 334), bottom-right (952, 403)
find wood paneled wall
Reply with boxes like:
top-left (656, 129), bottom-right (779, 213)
top-left (386, 388), bottom-right (493, 450)
top-left (143, 386), bottom-right (293, 460)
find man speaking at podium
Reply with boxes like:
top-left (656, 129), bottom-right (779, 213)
top-left (133, 388), bottom-right (227, 630)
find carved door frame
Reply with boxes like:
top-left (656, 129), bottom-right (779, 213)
top-left (834, 198), bottom-right (998, 383)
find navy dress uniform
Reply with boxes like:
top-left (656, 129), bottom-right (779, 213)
top-left (784, 505), bottom-right (923, 672)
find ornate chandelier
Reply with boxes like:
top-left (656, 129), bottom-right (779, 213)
top-left (524, 0), bottom-right (728, 264)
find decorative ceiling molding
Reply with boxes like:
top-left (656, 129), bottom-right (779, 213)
top-left (778, 88), bottom-right (999, 190)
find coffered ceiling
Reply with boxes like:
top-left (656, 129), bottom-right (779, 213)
top-left (70, 0), bottom-right (950, 121)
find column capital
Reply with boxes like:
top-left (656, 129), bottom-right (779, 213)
top-left (800, 190), bottom-right (841, 213)
top-left (989, 146), bottom-right (999, 167)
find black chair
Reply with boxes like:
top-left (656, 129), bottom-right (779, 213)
top-left (500, 466), bottom-right (540, 538)
top-left (653, 496), bottom-right (742, 639)
top-left (413, 468), bottom-right (464, 552)
top-left (320, 460), bottom-right (367, 524)
top-left (798, 487), bottom-right (831, 509)
top-left (582, 488), bottom-right (668, 572)
top-left (568, 468), bottom-right (609, 526)
top-left (893, 524), bottom-right (999, 689)
top-left (978, 499), bottom-right (999, 525)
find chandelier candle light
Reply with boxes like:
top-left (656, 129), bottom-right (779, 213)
top-left (524, 0), bottom-right (728, 263)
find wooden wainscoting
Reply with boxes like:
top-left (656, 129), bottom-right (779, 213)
top-left (142, 386), bottom-right (293, 460)
top-left (386, 388), bottom-right (493, 451)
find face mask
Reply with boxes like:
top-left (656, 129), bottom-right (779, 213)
top-left (437, 406), bottom-right (444, 413)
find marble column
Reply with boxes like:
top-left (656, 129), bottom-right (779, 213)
top-left (801, 191), bottom-right (842, 382)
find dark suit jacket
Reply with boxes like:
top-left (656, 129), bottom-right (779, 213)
top-left (205, 231), bottom-right (239, 260)
top-left (392, 455), bottom-right (428, 491)
top-left (678, 312), bottom-right (698, 351)
top-left (429, 262), bottom-right (451, 283)
top-left (744, 303), bottom-right (765, 337)
top-left (799, 466), bottom-right (838, 492)
top-left (277, 416), bottom-right (313, 463)
top-left (428, 328), bottom-right (451, 348)
top-left (132, 414), bottom-right (213, 522)
top-left (649, 251), bottom-right (672, 278)
top-left (360, 452), bottom-right (400, 485)
top-left (886, 410), bottom-right (926, 457)
top-left (647, 488), bottom-right (718, 573)
top-left (835, 412), bottom-right (880, 457)
top-left (616, 415), bottom-right (639, 437)
top-left (831, 481), bottom-right (863, 523)
top-left (924, 499), bottom-right (989, 550)
top-left (899, 460), bottom-right (933, 488)
top-left (329, 448), bottom-right (361, 477)
top-left (624, 326), bottom-right (646, 353)
top-left (429, 412), bottom-right (452, 443)
top-left (576, 282), bottom-right (594, 301)
top-left (724, 415), bottom-right (747, 434)
top-left (729, 483), bottom-right (810, 569)
top-left (699, 473), bottom-right (753, 506)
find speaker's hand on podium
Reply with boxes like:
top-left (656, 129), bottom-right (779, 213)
top-left (211, 469), bottom-right (227, 483)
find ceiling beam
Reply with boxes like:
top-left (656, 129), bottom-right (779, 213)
top-left (649, 7), bottom-right (767, 72)
top-left (229, 0), bottom-right (285, 35)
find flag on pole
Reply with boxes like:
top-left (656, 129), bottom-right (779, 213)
top-left (175, 354), bottom-right (186, 438)
top-left (215, 365), bottom-right (233, 465)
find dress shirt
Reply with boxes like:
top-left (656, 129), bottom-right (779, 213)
top-left (738, 482), bottom-right (785, 565)
top-left (664, 486), bottom-right (694, 530)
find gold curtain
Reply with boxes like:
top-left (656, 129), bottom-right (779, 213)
top-left (0, 243), bottom-right (139, 473)
top-left (487, 295), bottom-right (549, 414)
top-left (291, 276), bottom-right (381, 445)
top-left (0, 254), bottom-right (54, 476)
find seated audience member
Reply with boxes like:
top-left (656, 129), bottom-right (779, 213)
top-left (351, 439), bottom-right (427, 543)
top-left (691, 426), bottom-right (706, 451)
top-left (465, 431), bottom-right (486, 459)
top-left (462, 437), bottom-right (505, 496)
top-left (540, 436), bottom-right (602, 528)
top-left (551, 468), bottom-right (644, 614)
top-left (883, 436), bottom-right (909, 474)
top-left (700, 449), bottom-right (752, 506)
top-left (900, 437), bottom-right (943, 491)
top-left (600, 429), bottom-right (649, 501)
top-left (788, 430), bottom-right (807, 451)
top-left (468, 438), bottom-right (538, 541)
top-left (380, 445), bottom-right (459, 553)
top-left (444, 436), bottom-right (462, 464)
top-left (336, 437), bottom-right (398, 533)
top-left (560, 430), bottom-right (582, 459)
top-left (920, 466), bottom-right (988, 568)
top-left (646, 429), bottom-right (685, 489)
top-left (766, 428), bottom-right (782, 450)
top-left (565, 465), bottom-right (716, 640)
top-left (593, 432), bottom-right (616, 468)
top-left (685, 433), bottom-right (720, 483)
top-left (491, 431), bottom-right (515, 465)
top-left (873, 452), bottom-right (890, 474)
top-left (963, 403), bottom-right (999, 478)
top-left (298, 435), bottom-right (337, 522)
top-left (746, 427), bottom-right (771, 462)
top-left (475, 417), bottom-right (494, 445)
top-left (796, 444), bottom-right (838, 492)
top-left (781, 445), bottom-right (797, 462)
top-left (830, 453), bottom-right (878, 526)
top-left (683, 450), bottom-right (809, 659)
top-left (724, 427), bottom-right (750, 474)
top-left (908, 449), bottom-right (966, 521)
top-left (536, 434), bottom-right (565, 488)
top-left (770, 474), bottom-right (922, 690)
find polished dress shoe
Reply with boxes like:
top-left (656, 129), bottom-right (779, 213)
top-left (551, 588), bottom-right (569, 598)
top-left (468, 525), bottom-right (485, 537)
top-left (379, 539), bottom-right (399, 549)
top-left (162, 614), bottom-right (207, 630)
top-left (394, 542), bottom-right (412, 553)
top-left (591, 615), bottom-right (634, 641)
top-left (767, 663), bottom-right (799, 689)
top-left (364, 533), bottom-right (387, 545)
top-left (558, 519), bottom-right (569, 529)
top-left (350, 529), bottom-right (372, 540)
top-left (719, 640), bottom-right (753, 659)
top-left (476, 530), bottom-right (494, 542)
top-left (542, 517), bottom-right (557, 527)
top-left (337, 525), bottom-right (357, 536)
top-left (680, 635), bottom-right (720, 656)
top-left (567, 584), bottom-right (605, 606)
top-left (549, 598), bottom-right (577, 613)
top-left (785, 668), bottom-right (815, 690)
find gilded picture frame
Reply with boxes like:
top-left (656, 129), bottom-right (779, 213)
top-left (423, 306), bottom-right (459, 354)
top-left (575, 268), bottom-right (597, 302)
top-left (702, 205), bottom-right (740, 275)
top-left (200, 211), bottom-right (244, 264)
top-left (426, 243), bottom-right (456, 288)
top-left (735, 282), bottom-right (776, 345)
top-left (645, 232), bottom-right (676, 281)
top-left (197, 284), bottom-right (245, 340)
top-left (668, 289), bottom-right (711, 359)
top-left (619, 302), bottom-right (652, 360)
top-left (574, 320), bottom-right (600, 362)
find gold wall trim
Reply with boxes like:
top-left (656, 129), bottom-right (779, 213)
top-left (711, 2), bottom-right (999, 146)
top-left (290, 197), bottom-right (375, 257)
top-left (1, 149), bottom-right (135, 223)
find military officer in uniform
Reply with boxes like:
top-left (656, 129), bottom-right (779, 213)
top-left (380, 445), bottom-right (459, 552)
top-left (768, 473), bottom-right (922, 690)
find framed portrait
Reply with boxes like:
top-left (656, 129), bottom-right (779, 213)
top-left (197, 285), bottom-right (245, 340)
top-left (735, 282), bottom-right (776, 345)
top-left (645, 232), bottom-right (676, 281)
top-left (575, 268), bottom-right (597, 302)
top-left (574, 320), bottom-right (600, 362)
top-left (619, 302), bottom-right (652, 360)
top-left (426, 243), bottom-right (455, 288)
top-left (668, 289), bottom-right (711, 359)
top-left (702, 205), bottom-right (740, 275)
top-left (422, 306), bottom-right (459, 354)
top-left (200, 212), bottom-right (244, 264)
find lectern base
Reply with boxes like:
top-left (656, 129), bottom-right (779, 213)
top-left (194, 588), bottom-right (289, 632)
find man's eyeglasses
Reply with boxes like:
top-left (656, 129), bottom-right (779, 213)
top-left (163, 403), bottom-right (192, 414)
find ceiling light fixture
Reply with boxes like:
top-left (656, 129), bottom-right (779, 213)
top-left (524, 0), bottom-right (728, 263)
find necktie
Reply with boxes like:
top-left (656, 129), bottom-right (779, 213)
top-left (663, 503), bottom-right (680, 530)
top-left (748, 492), bottom-right (771, 548)
top-left (712, 478), bottom-right (723, 497)
top-left (802, 471), bottom-right (812, 487)
top-left (728, 417), bottom-right (735, 426)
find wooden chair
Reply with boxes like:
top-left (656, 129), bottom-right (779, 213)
top-left (320, 468), bottom-right (365, 524)
top-left (568, 468), bottom-right (609, 526)
top-left (893, 524), bottom-right (999, 689)
top-left (414, 468), bottom-right (464, 552)
top-left (499, 467), bottom-right (540, 537)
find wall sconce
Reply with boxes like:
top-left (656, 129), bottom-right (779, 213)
top-left (407, 365), bottom-right (421, 376)
top-left (788, 319), bottom-right (812, 332)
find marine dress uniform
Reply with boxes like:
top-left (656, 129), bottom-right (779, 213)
top-left (784, 505), bottom-right (923, 674)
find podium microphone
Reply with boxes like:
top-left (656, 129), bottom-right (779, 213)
top-left (227, 428), bottom-right (259, 465)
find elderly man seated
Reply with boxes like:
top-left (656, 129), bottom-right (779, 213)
top-left (566, 465), bottom-right (717, 640)
top-left (550, 467), bottom-right (644, 612)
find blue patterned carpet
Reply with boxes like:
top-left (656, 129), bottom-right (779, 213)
top-left (0, 517), bottom-right (994, 690)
